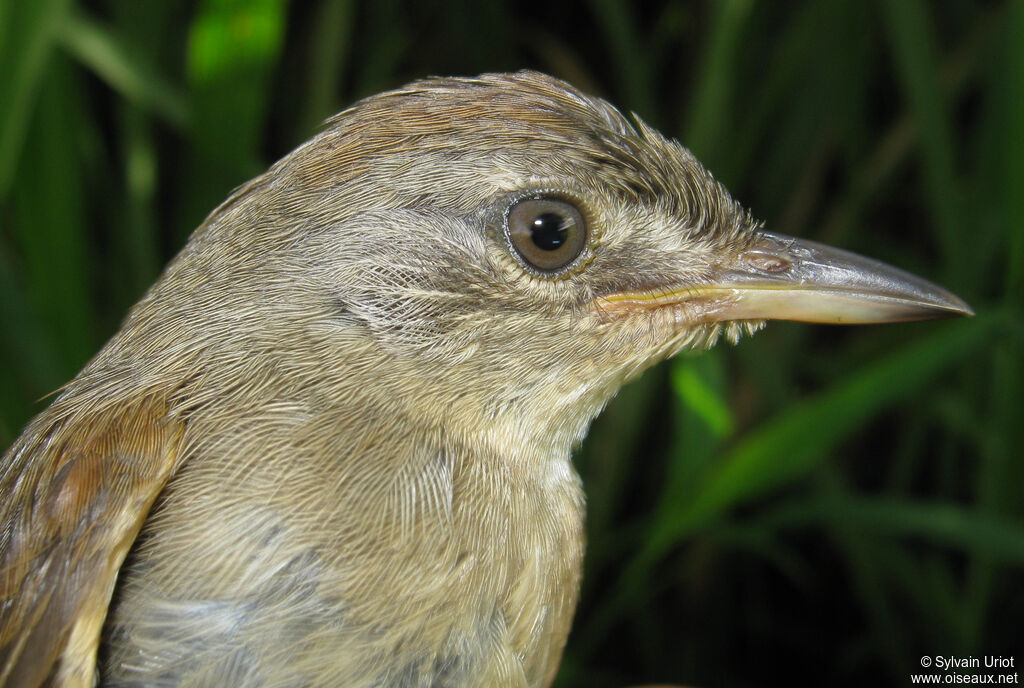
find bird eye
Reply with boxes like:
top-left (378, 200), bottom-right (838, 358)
top-left (505, 197), bottom-right (587, 274)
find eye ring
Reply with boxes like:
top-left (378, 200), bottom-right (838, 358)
top-left (504, 196), bottom-right (588, 275)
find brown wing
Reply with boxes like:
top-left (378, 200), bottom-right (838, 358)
top-left (0, 396), bottom-right (184, 687)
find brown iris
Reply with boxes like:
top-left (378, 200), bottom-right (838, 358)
top-left (505, 197), bottom-right (587, 273)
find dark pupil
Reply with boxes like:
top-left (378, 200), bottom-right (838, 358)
top-left (530, 212), bottom-right (568, 251)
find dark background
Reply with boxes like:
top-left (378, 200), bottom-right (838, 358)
top-left (1, 1), bottom-right (1021, 686)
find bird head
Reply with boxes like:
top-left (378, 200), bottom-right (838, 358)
top-left (118, 71), bottom-right (970, 463)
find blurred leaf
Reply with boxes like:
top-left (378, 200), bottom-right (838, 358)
top-left (579, 373), bottom-right (660, 556)
top-left (1006, 1), bottom-right (1024, 303)
top-left (0, 0), bottom-right (72, 197)
top-left (300, 0), bottom-right (355, 134)
top-left (878, 0), bottom-right (961, 266)
top-left (180, 0), bottom-right (287, 234)
top-left (99, 2), bottom-right (185, 311)
top-left (579, 317), bottom-right (999, 658)
top-left (683, 0), bottom-right (753, 161)
top-left (586, 0), bottom-right (656, 120)
top-left (9, 58), bottom-right (95, 378)
top-left (0, 247), bottom-right (63, 439)
top-left (648, 314), bottom-right (999, 555)
top-left (59, 9), bottom-right (188, 128)
top-left (188, 0), bottom-right (285, 83)
top-left (670, 355), bottom-right (734, 439)
top-left (724, 0), bottom-right (831, 183)
top-left (769, 496), bottom-right (1024, 566)
top-left (112, 108), bottom-right (161, 305)
top-left (350, 0), bottom-right (408, 98)
top-left (830, 519), bottom-right (913, 679)
top-left (653, 356), bottom-right (725, 545)
top-left (709, 522), bottom-right (809, 586)
top-left (819, 5), bottom-right (1000, 250)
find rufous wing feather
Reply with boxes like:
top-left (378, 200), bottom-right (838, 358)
top-left (0, 397), bottom-right (184, 687)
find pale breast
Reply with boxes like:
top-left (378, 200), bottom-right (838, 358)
top-left (101, 402), bottom-right (585, 688)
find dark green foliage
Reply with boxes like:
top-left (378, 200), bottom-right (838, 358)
top-left (0, 2), bottom-right (1019, 686)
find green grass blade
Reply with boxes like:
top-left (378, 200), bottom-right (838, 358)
top-left (299, 0), bottom-right (355, 135)
top-left (580, 317), bottom-right (996, 659)
top-left (671, 355), bottom-right (735, 440)
top-left (769, 495), bottom-right (1024, 566)
top-left (0, 0), bottom-right (72, 197)
top-left (9, 59), bottom-right (95, 381)
top-left (650, 315), bottom-right (999, 553)
top-left (683, 0), bottom-right (753, 162)
top-left (59, 9), bottom-right (188, 129)
top-left (877, 0), bottom-right (961, 266)
top-left (180, 0), bottom-right (287, 235)
top-left (0, 246), bottom-right (64, 440)
top-left (578, 373), bottom-right (660, 559)
top-left (586, 0), bottom-right (656, 120)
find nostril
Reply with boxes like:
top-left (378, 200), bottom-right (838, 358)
top-left (742, 250), bottom-right (792, 273)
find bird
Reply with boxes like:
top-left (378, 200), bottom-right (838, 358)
top-left (0, 71), bottom-right (971, 687)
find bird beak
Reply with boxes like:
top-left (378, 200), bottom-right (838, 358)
top-left (597, 231), bottom-right (973, 324)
